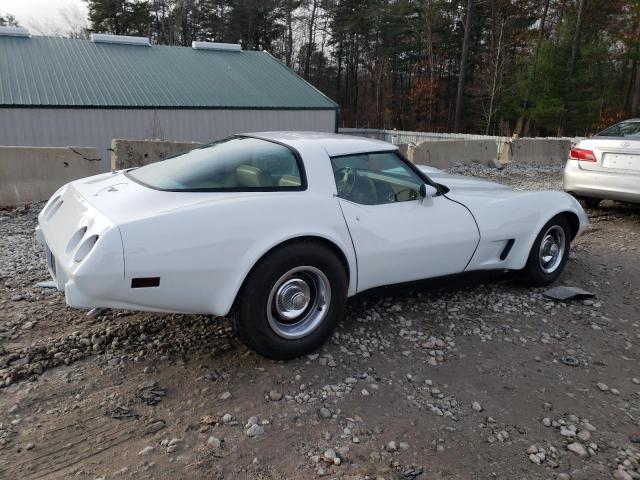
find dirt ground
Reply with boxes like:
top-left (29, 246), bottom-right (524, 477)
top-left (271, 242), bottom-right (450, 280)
top-left (1, 165), bottom-right (639, 480)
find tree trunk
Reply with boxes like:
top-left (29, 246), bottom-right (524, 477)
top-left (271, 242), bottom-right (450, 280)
top-left (560, 0), bottom-right (587, 136)
top-left (453, 0), bottom-right (474, 133)
top-left (285, 3), bottom-right (294, 67)
top-left (304, 0), bottom-right (318, 80)
top-left (632, 61), bottom-right (640, 117)
top-left (515, 0), bottom-right (549, 136)
top-left (486, 18), bottom-right (505, 135)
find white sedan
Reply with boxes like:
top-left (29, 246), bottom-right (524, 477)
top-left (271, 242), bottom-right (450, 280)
top-left (36, 132), bottom-right (588, 359)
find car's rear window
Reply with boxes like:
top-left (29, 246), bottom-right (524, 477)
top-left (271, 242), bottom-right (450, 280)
top-left (127, 136), bottom-right (304, 191)
top-left (596, 121), bottom-right (640, 138)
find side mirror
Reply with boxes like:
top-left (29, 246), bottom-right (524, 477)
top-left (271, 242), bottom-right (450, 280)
top-left (419, 183), bottom-right (438, 199)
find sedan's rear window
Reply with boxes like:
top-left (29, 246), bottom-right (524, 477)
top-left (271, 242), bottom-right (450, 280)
top-left (127, 137), bottom-right (304, 191)
top-left (596, 121), bottom-right (640, 138)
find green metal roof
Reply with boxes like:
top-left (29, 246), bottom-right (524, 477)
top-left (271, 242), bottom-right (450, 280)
top-left (0, 36), bottom-right (338, 109)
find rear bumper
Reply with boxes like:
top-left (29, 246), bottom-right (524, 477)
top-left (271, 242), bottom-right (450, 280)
top-left (36, 185), bottom-right (126, 310)
top-left (563, 160), bottom-right (640, 203)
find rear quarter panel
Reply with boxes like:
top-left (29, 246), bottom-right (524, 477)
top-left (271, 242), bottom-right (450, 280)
top-left (117, 141), bottom-right (356, 316)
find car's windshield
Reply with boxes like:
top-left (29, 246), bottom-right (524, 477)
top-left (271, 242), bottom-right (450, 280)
top-left (127, 136), bottom-right (304, 191)
top-left (595, 121), bottom-right (640, 138)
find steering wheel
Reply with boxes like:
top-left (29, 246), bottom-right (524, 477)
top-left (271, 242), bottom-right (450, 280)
top-left (334, 167), bottom-right (357, 198)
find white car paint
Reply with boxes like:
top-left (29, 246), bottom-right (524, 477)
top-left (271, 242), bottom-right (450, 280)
top-left (36, 131), bottom-right (588, 316)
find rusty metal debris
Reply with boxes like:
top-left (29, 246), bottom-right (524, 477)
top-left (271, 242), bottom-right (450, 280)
top-left (543, 286), bottom-right (595, 301)
top-left (561, 355), bottom-right (580, 367)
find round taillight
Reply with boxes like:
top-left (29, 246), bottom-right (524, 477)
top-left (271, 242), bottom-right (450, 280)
top-left (65, 226), bottom-right (87, 254)
top-left (73, 235), bottom-right (99, 263)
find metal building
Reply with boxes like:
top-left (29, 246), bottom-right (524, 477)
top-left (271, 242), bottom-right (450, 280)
top-left (0, 28), bottom-right (339, 172)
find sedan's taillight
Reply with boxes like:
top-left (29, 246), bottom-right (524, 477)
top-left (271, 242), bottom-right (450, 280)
top-left (569, 148), bottom-right (596, 162)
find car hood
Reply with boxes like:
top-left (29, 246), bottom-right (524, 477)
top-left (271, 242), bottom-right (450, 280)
top-left (417, 166), bottom-right (513, 196)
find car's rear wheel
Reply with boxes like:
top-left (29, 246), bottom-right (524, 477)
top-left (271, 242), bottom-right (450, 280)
top-left (518, 215), bottom-right (571, 286)
top-left (233, 242), bottom-right (348, 360)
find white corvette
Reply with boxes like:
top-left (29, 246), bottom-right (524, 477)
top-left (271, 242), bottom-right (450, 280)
top-left (36, 132), bottom-right (588, 359)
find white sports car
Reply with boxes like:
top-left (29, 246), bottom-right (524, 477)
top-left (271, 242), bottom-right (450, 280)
top-left (36, 132), bottom-right (588, 359)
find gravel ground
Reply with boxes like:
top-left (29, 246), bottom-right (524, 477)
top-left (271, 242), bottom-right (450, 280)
top-left (1, 164), bottom-right (640, 480)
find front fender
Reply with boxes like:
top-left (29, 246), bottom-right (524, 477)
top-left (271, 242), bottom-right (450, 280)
top-left (454, 190), bottom-right (587, 272)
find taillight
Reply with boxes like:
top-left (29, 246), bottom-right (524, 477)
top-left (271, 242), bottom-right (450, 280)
top-left (569, 148), bottom-right (596, 162)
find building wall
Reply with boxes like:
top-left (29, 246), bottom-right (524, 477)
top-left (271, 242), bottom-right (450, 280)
top-left (0, 108), bottom-right (336, 172)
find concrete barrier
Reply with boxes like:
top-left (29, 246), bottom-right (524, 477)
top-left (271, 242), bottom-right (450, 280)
top-left (0, 146), bottom-right (101, 206)
top-left (406, 140), bottom-right (498, 168)
top-left (111, 139), bottom-right (203, 170)
top-left (506, 138), bottom-right (571, 167)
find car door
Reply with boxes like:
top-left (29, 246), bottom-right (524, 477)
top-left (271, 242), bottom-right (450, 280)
top-left (331, 151), bottom-right (479, 292)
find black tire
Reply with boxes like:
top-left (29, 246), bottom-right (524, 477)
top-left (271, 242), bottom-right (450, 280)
top-left (233, 241), bottom-right (348, 360)
top-left (518, 215), bottom-right (572, 287)
top-left (577, 196), bottom-right (601, 209)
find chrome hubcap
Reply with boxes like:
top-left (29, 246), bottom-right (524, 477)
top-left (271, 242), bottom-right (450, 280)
top-left (275, 278), bottom-right (311, 320)
top-left (538, 225), bottom-right (566, 274)
top-left (267, 266), bottom-right (331, 339)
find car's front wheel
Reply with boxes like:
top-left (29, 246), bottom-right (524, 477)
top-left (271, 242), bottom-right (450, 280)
top-left (233, 241), bottom-right (348, 360)
top-left (518, 215), bottom-right (571, 286)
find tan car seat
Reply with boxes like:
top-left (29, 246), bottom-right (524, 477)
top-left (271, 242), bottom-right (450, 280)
top-left (236, 165), bottom-right (273, 187)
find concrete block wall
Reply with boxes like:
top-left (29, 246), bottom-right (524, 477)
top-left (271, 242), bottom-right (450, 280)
top-left (111, 139), bottom-right (203, 170)
top-left (406, 139), bottom-right (498, 168)
top-left (0, 146), bottom-right (101, 206)
top-left (504, 138), bottom-right (572, 167)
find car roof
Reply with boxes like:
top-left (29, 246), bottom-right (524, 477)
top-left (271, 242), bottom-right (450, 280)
top-left (243, 131), bottom-right (397, 157)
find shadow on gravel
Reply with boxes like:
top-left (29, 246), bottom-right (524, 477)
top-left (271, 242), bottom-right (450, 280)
top-left (351, 270), bottom-right (514, 304)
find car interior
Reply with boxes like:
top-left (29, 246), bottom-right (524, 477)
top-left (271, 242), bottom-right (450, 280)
top-left (331, 152), bottom-right (422, 205)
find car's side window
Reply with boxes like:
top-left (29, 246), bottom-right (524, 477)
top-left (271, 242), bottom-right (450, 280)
top-left (330, 151), bottom-right (424, 205)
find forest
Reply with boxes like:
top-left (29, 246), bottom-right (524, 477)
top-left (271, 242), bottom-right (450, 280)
top-left (4, 1), bottom-right (640, 136)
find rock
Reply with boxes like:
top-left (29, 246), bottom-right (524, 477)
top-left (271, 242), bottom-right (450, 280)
top-left (318, 407), bottom-right (332, 419)
top-left (472, 401), bottom-right (483, 412)
top-left (614, 467), bottom-right (634, 480)
top-left (386, 441), bottom-right (398, 452)
top-left (556, 474), bottom-right (572, 480)
top-left (268, 390), bottom-right (282, 401)
top-left (246, 424), bottom-right (264, 437)
top-left (567, 442), bottom-right (588, 457)
top-left (361, 389), bottom-right (370, 396)
top-left (322, 448), bottom-right (339, 464)
top-left (24, 443), bottom-right (34, 450)
top-left (577, 430), bottom-right (592, 442)
top-left (542, 417), bottom-right (552, 427)
top-left (138, 446), bottom-right (155, 456)
top-left (529, 453), bottom-right (542, 465)
top-left (219, 391), bottom-right (232, 400)
top-left (526, 445), bottom-right (539, 454)
top-left (207, 436), bottom-right (221, 449)
top-left (399, 441), bottom-right (410, 450)
top-left (21, 321), bottom-right (35, 330)
top-left (596, 383), bottom-right (609, 392)
top-left (144, 420), bottom-right (165, 434)
top-left (222, 413), bottom-right (233, 423)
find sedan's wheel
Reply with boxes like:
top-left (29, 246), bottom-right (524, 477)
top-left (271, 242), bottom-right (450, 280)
top-left (574, 195), bottom-right (601, 209)
top-left (518, 215), bottom-right (571, 286)
top-left (234, 242), bottom-right (347, 360)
